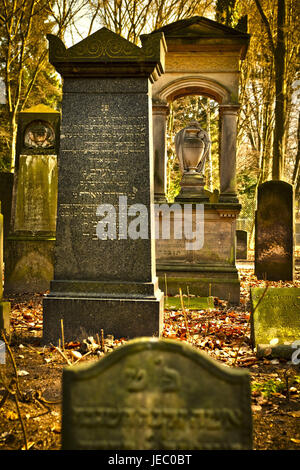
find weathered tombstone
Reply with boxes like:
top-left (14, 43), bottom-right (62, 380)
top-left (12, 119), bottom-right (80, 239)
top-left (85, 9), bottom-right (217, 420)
top-left (251, 287), bottom-right (300, 358)
top-left (0, 202), bottom-right (10, 333)
top-left (255, 180), bottom-right (294, 281)
top-left (43, 28), bottom-right (166, 342)
top-left (236, 230), bottom-right (247, 260)
top-left (62, 338), bottom-right (252, 450)
top-left (4, 105), bottom-right (60, 293)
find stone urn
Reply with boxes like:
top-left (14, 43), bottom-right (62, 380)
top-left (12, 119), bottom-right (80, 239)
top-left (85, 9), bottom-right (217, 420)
top-left (181, 126), bottom-right (206, 173)
top-left (175, 120), bottom-right (210, 176)
top-left (174, 121), bottom-right (210, 201)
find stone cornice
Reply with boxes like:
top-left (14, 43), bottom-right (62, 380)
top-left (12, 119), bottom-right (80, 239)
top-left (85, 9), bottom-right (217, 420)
top-left (47, 28), bottom-right (167, 82)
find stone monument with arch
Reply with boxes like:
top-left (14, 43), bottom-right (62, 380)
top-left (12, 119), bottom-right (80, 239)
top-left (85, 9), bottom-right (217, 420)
top-left (147, 16), bottom-right (250, 303)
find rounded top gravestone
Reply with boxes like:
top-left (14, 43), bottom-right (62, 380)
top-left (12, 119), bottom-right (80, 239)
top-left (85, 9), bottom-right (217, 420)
top-left (62, 337), bottom-right (252, 450)
top-left (255, 180), bottom-right (294, 281)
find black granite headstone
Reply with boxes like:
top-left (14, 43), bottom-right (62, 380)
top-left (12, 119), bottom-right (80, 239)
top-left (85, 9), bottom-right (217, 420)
top-left (255, 180), bottom-right (294, 281)
top-left (43, 28), bottom-right (166, 342)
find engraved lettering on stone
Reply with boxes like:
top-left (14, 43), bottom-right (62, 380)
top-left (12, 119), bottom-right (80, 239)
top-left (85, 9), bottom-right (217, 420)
top-left (71, 406), bottom-right (243, 433)
top-left (125, 368), bottom-right (147, 392)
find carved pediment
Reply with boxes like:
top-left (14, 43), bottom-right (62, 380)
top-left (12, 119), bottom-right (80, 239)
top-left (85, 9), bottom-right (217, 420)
top-left (48, 27), bottom-right (166, 63)
top-left (47, 27), bottom-right (166, 81)
top-left (153, 16), bottom-right (250, 39)
top-left (149, 16), bottom-right (250, 59)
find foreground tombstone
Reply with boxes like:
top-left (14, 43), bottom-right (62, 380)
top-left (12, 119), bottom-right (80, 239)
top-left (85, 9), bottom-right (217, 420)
top-left (255, 180), bottom-right (294, 281)
top-left (43, 28), bottom-right (166, 342)
top-left (0, 203), bottom-right (10, 333)
top-left (62, 338), bottom-right (252, 450)
top-left (251, 287), bottom-right (300, 358)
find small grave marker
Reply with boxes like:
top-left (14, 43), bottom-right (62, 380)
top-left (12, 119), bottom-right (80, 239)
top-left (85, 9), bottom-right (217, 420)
top-left (62, 338), bottom-right (252, 450)
top-left (251, 287), bottom-right (300, 358)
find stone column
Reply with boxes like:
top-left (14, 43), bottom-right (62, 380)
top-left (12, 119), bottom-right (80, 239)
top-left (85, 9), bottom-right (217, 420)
top-left (152, 103), bottom-right (169, 202)
top-left (219, 104), bottom-right (240, 203)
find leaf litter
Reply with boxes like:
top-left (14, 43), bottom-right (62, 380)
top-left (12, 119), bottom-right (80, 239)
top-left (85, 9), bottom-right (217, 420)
top-left (0, 268), bottom-right (299, 450)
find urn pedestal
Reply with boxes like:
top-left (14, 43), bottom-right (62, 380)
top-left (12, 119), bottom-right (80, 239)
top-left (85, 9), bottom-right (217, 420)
top-left (175, 173), bottom-right (209, 202)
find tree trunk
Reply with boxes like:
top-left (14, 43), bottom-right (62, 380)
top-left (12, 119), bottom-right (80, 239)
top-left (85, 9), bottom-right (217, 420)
top-left (272, 0), bottom-right (287, 180)
top-left (9, 112), bottom-right (18, 172)
top-left (293, 112), bottom-right (300, 213)
top-left (292, 112), bottom-right (300, 185)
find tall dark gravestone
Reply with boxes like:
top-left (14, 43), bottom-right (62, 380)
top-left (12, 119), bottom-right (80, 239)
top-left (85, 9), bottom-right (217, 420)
top-left (43, 28), bottom-right (166, 343)
top-left (236, 230), bottom-right (247, 260)
top-left (255, 180), bottom-right (294, 281)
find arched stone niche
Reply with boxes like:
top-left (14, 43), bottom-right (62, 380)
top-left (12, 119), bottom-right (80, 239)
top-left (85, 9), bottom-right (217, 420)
top-left (145, 16), bottom-right (250, 203)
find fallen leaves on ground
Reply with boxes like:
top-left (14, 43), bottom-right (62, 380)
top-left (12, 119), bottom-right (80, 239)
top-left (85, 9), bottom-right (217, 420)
top-left (1, 265), bottom-right (300, 450)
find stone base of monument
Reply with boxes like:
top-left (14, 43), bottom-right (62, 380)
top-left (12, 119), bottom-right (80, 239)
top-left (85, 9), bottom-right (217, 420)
top-left (4, 236), bottom-right (55, 293)
top-left (158, 268), bottom-right (240, 303)
top-left (165, 295), bottom-right (214, 310)
top-left (43, 279), bottom-right (164, 343)
top-left (156, 203), bottom-right (241, 304)
top-left (0, 302), bottom-right (11, 333)
top-left (175, 173), bottom-right (210, 202)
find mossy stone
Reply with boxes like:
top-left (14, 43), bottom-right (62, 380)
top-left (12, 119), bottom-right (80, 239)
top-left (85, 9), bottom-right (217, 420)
top-left (251, 287), bottom-right (300, 358)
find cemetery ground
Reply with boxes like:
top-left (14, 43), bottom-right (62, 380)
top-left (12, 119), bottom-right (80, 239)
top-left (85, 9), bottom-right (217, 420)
top-left (0, 265), bottom-right (300, 451)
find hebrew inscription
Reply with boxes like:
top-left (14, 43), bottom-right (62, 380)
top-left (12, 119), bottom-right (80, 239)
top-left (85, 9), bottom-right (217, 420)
top-left (54, 87), bottom-right (153, 281)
